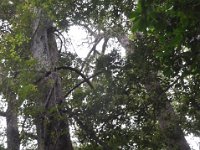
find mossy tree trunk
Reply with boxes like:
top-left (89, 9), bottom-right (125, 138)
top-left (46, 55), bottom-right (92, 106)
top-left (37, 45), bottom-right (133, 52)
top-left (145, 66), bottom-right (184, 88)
top-left (31, 9), bottom-right (73, 150)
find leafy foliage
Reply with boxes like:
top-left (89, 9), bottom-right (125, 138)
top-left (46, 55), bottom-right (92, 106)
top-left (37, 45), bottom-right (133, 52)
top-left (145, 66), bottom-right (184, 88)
top-left (132, 0), bottom-right (200, 140)
top-left (0, 0), bottom-right (200, 149)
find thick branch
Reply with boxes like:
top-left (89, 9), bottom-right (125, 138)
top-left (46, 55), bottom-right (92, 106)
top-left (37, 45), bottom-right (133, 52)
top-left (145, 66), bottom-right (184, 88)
top-left (35, 66), bottom-right (94, 90)
top-left (81, 35), bottom-right (103, 71)
top-left (56, 66), bottom-right (94, 89)
top-left (0, 110), bottom-right (6, 117)
top-left (76, 23), bottom-right (98, 37)
top-left (64, 71), bottom-right (102, 98)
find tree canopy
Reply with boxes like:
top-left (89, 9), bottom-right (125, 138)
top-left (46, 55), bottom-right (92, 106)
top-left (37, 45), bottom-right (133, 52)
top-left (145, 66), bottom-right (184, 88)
top-left (0, 0), bottom-right (200, 150)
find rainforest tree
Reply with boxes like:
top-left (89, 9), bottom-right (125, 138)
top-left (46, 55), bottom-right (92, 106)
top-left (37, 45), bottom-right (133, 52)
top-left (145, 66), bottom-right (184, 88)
top-left (0, 0), bottom-right (199, 150)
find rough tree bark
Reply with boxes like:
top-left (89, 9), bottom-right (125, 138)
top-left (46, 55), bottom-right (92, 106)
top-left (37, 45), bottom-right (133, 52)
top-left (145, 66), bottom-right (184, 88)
top-left (118, 35), bottom-right (191, 150)
top-left (6, 91), bottom-right (20, 150)
top-left (144, 73), bottom-right (191, 150)
top-left (30, 9), bottom-right (73, 150)
top-left (0, 71), bottom-right (20, 150)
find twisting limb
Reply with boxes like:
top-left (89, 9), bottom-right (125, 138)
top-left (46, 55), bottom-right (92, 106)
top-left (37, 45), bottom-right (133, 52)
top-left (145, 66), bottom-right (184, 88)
top-left (54, 32), bottom-right (63, 53)
top-left (75, 22), bottom-right (98, 37)
top-left (35, 65), bottom-right (95, 89)
top-left (64, 71), bottom-right (102, 98)
top-left (75, 23), bottom-right (111, 71)
top-left (54, 29), bottom-right (68, 52)
top-left (80, 35), bottom-right (103, 71)
top-left (56, 66), bottom-right (94, 89)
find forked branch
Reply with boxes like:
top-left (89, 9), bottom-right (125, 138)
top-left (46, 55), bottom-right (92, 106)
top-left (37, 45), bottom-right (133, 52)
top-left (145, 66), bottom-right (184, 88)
top-left (64, 71), bottom-right (102, 98)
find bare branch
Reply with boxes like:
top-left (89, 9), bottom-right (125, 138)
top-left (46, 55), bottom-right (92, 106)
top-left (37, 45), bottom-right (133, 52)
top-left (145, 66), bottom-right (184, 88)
top-left (81, 35), bottom-right (103, 71)
top-left (35, 66), bottom-right (95, 90)
top-left (56, 66), bottom-right (94, 89)
top-left (76, 23), bottom-right (98, 37)
top-left (64, 71), bottom-right (102, 98)
top-left (54, 32), bottom-right (63, 53)
top-left (45, 86), bottom-right (54, 108)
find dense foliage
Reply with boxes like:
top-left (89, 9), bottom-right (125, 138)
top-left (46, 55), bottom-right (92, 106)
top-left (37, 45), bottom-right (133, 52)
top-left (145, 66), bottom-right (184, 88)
top-left (0, 0), bottom-right (200, 150)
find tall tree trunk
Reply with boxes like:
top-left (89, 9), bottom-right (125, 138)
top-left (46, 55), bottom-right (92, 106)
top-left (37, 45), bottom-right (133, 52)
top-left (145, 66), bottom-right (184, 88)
top-left (118, 35), bottom-right (191, 150)
top-left (31, 9), bottom-right (73, 150)
top-left (144, 73), bottom-right (191, 150)
top-left (6, 91), bottom-right (20, 150)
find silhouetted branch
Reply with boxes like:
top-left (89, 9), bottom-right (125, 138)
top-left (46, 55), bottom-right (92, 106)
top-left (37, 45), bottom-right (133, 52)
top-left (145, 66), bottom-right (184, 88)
top-left (101, 37), bottom-right (109, 54)
top-left (56, 66), bottom-right (94, 89)
top-left (64, 71), bottom-right (102, 98)
top-left (0, 111), bottom-right (6, 117)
